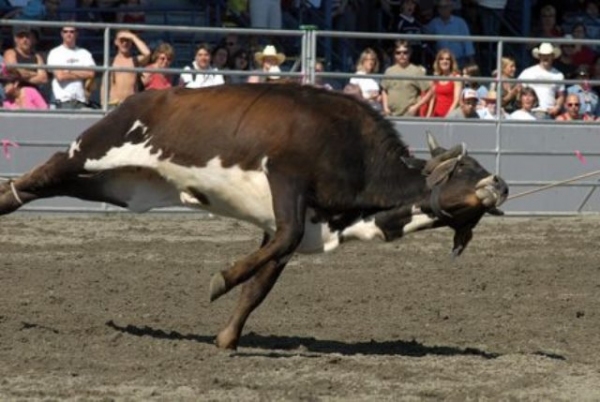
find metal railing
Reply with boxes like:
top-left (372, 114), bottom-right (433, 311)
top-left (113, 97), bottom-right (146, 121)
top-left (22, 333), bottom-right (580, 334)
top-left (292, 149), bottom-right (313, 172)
top-left (1, 19), bottom-right (600, 215)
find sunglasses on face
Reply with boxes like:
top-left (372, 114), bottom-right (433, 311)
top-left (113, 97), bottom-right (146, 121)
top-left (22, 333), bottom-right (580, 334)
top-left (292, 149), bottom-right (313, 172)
top-left (395, 50), bottom-right (409, 55)
top-left (567, 103), bottom-right (581, 107)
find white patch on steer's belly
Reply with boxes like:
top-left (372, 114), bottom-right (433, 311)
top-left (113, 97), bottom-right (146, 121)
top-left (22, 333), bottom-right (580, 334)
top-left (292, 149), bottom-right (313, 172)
top-left (402, 207), bottom-right (436, 234)
top-left (83, 141), bottom-right (275, 229)
top-left (341, 219), bottom-right (385, 243)
top-left (296, 209), bottom-right (340, 254)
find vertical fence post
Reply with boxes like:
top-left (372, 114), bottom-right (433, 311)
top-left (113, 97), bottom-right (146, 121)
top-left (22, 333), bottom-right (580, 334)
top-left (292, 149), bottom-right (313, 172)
top-left (300, 25), bottom-right (318, 85)
top-left (101, 26), bottom-right (111, 112)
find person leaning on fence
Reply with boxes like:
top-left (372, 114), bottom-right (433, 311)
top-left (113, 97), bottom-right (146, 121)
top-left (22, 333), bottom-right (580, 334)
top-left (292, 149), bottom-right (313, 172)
top-left (424, 48), bottom-right (462, 118)
top-left (0, 69), bottom-right (48, 110)
top-left (508, 87), bottom-right (538, 120)
top-left (517, 42), bottom-right (565, 120)
top-left (248, 45), bottom-right (285, 83)
top-left (140, 43), bottom-right (175, 90)
top-left (489, 57), bottom-right (520, 114)
top-left (446, 88), bottom-right (480, 119)
top-left (3, 26), bottom-right (48, 95)
top-left (556, 93), bottom-right (597, 121)
top-left (101, 29), bottom-right (150, 109)
top-left (381, 40), bottom-right (430, 117)
top-left (477, 90), bottom-right (506, 119)
top-left (179, 43), bottom-right (225, 89)
top-left (228, 48), bottom-right (251, 85)
top-left (46, 24), bottom-right (97, 109)
top-left (349, 47), bottom-right (383, 112)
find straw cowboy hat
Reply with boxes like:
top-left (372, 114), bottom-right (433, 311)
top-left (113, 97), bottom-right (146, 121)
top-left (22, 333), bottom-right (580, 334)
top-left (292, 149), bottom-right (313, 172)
top-left (254, 45), bottom-right (286, 66)
top-left (483, 90), bottom-right (498, 102)
top-left (532, 42), bottom-right (561, 59)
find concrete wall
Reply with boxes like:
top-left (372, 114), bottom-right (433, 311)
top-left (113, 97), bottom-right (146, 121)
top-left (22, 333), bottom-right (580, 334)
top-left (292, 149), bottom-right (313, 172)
top-left (1, 112), bottom-right (599, 215)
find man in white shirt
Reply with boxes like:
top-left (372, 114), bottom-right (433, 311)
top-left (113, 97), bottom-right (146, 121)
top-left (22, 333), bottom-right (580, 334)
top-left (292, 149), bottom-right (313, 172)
top-left (46, 25), bottom-right (97, 109)
top-left (517, 42), bottom-right (565, 120)
top-left (179, 43), bottom-right (225, 89)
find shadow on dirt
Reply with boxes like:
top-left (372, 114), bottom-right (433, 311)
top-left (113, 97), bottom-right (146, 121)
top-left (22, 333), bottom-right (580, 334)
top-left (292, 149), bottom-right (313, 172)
top-left (106, 320), bottom-right (500, 359)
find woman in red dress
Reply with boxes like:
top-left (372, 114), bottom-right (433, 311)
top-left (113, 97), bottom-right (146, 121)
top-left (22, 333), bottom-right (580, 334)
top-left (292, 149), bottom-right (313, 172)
top-left (425, 49), bottom-right (462, 118)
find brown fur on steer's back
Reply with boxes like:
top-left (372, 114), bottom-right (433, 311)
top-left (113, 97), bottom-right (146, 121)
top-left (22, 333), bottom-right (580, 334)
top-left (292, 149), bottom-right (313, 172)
top-left (89, 84), bottom-right (416, 211)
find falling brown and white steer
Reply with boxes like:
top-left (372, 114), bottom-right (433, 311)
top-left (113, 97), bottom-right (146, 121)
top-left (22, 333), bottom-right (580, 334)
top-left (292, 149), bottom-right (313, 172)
top-left (0, 84), bottom-right (508, 350)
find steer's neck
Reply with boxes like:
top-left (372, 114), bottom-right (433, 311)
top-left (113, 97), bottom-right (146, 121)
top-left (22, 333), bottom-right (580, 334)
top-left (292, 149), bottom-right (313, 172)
top-left (359, 155), bottom-right (430, 209)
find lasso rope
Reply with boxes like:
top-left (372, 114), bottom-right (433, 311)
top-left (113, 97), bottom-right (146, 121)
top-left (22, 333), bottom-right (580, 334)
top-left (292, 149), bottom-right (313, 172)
top-left (507, 169), bottom-right (600, 201)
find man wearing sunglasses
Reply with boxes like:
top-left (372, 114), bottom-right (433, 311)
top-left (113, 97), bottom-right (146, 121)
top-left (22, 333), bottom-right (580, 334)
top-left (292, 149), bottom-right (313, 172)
top-left (556, 93), bottom-right (597, 121)
top-left (46, 25), bottom-right (97, 109)
top-left (381, 40), bottom-right (430, 117)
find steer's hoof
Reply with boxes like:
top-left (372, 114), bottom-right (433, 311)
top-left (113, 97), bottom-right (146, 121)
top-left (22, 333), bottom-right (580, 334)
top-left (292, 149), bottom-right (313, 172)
top-left (215, 328), bottom-right (239, 350)
top-left (209, 272), bottom-right (228, 302)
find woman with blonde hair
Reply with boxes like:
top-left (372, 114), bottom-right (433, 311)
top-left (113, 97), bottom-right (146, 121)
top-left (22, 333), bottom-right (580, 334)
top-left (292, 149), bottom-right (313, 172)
top-left (424, 48), bottom-right (461, 117)
top-left (489, 57), bottom-right (520, 113)
top-left (349, 47), bottom-right (382, 111)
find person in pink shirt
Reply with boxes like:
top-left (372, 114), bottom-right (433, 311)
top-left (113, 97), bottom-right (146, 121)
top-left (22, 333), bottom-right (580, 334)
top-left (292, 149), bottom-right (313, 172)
top-left (1, 70), bottom-right (48, 110)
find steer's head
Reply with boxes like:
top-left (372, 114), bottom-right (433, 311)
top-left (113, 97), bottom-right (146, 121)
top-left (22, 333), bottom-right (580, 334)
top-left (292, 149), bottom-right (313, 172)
top-left (420, 133), bottom-right (508, 256)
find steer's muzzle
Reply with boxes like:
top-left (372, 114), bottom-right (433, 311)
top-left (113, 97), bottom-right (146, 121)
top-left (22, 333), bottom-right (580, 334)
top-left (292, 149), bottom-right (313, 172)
top-left (475, 175), bottom-right (509, 214)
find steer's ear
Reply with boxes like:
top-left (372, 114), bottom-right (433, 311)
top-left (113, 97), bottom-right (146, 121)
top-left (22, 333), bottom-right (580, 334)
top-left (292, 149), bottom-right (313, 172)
top-left (426, 131), bottom-right (446, 157)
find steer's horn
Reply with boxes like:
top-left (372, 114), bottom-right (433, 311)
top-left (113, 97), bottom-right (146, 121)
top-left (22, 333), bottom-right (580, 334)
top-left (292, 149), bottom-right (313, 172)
top-left (423, 144), bottom-right (467, 175)
top-left (426, 131), bottom-right (444, 156)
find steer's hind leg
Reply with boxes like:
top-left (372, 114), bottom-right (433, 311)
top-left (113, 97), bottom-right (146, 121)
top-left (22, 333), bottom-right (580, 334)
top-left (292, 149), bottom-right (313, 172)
top-left (0, 151), bottom-right (81, 215)
top-left (209, 173), bottom-right (307, 301)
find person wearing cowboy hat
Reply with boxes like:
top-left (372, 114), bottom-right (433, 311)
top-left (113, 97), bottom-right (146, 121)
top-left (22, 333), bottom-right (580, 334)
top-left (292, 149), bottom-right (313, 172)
top-left (248, 45), bottom-right (286, 83)
top-left (476, 90), bottom-right (506, 119)
top-left (517, 42), bottom-right (565, 120)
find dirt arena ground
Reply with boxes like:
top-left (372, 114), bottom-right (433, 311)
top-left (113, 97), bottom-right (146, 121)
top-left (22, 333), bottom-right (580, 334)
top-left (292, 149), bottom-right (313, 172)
top-left (0, 213), bottom-right (599, 401)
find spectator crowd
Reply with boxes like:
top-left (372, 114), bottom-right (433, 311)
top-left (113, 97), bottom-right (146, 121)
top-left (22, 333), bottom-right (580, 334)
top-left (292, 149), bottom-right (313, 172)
top-left (1, 0), bottom-right (600, 121)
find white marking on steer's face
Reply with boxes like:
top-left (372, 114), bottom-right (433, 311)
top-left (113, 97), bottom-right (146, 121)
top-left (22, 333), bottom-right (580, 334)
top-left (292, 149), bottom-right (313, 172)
top-left (68, 139), bottom-right (81, 159)
top-left (402, 206), bottom-right (437, 234)
top-left (83, 141), bottom-right (276, 229)
top-left (341, 218), bottom-right (385, 243)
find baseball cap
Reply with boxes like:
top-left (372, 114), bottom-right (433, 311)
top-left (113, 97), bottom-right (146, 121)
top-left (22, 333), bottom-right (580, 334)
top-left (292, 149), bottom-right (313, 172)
top-left (12, 25), bottom-right (32, 36)
top-left (462, 88), bottom-right (478, 100)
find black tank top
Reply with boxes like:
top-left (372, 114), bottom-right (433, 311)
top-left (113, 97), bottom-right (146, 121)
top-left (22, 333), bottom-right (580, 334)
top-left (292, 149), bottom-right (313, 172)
top-left (15, 51), bottom-right (38, 68)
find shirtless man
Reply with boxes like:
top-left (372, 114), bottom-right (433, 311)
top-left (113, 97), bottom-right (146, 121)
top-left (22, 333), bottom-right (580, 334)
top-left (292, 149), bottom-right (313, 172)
top-left (101, 29), bottom-right (150, 109)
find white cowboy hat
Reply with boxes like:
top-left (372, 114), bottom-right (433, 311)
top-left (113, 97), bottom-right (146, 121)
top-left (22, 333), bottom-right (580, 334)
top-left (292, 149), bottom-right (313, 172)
top-left (254, 45), bottom-right (286, 66)
top-left (532, 42), bottom-right (561, 59)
